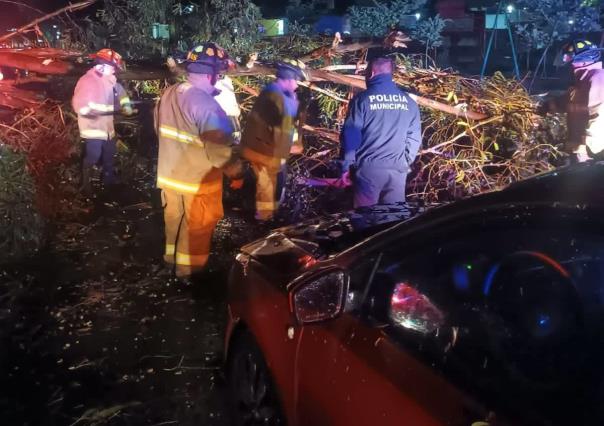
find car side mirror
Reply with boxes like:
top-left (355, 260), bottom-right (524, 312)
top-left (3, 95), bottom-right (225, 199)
top-left (389, 282), bottom-right (444, 334)
top-left (292, 270), bottom-right (348, 324)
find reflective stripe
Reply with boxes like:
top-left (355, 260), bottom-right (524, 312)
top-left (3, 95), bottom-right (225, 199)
top-left (119, 96), bottom-right (131, 106)
top-left (81, 129), bottom-right (111, 139)
top-left (175, 252), bottom-right (209, 267)
top-left (165, 244), bottom-right (176, 255)
top-left (159, 125), bottom-right (202, 146)
top-left (157, 175), bottom-right (222, 194)
top-left (88, 102), bottom-right (114, 112)
top-left (242, 147), bottom-right (285, 168)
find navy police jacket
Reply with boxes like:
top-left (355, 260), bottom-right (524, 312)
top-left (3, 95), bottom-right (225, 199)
top-left (340, 73), bottom-right (421, 172)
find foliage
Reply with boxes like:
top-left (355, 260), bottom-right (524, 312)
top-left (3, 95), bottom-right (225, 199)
top-left (85, 0), bottom-right (262, 59)
top-left (254, 22), bottom-right (324, 62)
top-left (412, 14), bottom-right (450, 66)
top-left (286, 0), bottom-right (322, 23)
top-left (87, 0), bottom-right (175, 58)
top-left (348, 0), bottom-right (427, 36)
top-left (190, 0), bottom-right (262, 59)
top-left (514, 0), bottom-right (600, 50)
top-left (0, 145), bottom-right (45, 263)
top-left (273, 61), bottom-right (561, 219)
top-left (513, 0), bottom-right (600, 76)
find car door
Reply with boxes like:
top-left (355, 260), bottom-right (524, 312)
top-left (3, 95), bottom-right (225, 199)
top-left (292, 249), bottom-right (478, 426)
top-left (292, 212), bottom-right (604, 426)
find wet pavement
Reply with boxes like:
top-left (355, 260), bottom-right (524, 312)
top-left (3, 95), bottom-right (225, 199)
top-left (0, 182), bottom-right (259, 426)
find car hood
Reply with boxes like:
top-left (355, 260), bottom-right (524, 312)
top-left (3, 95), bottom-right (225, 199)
top-left (239, 203), bottom-right (428, 276)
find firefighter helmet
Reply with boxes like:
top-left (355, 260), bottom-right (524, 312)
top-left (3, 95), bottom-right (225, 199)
top-left (557, 39), bottom-right (602, 66)
top-left (185, 42), bottom-right (234, 74)
top-left (91, 48), bottom-right (125, 70)
top-left (276, 59), bottom-right (307, 81)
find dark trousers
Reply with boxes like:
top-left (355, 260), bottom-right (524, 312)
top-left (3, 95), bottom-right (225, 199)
top-left (83, 138), bottom-right (117, 184)
top-left (353, 166), bottom-right (407, 208)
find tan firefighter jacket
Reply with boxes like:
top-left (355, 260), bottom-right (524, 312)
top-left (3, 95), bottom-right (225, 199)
top-left (72, 68), bottom-right (131, 140)
top-left (155, 81), bottom-right (234, 195)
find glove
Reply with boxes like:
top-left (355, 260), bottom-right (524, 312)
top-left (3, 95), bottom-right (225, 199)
top-left (229, 178), bottom-right (244, 190)
top-left (122, 106), bottom-right (138, 116)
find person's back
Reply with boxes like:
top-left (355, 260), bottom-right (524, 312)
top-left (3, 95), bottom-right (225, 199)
top-left (154, 42), bottom-right (237, 280)
top-left (241, 82), bottom-right (298, 160)
top-left (240, 60), bottom-right (305, 221)
top-left (340, 57), bottom-right (421, 208)
top-left (156, 79), bottom-right (232, 192)
top-left (351, 74), bottom-right (420, 171)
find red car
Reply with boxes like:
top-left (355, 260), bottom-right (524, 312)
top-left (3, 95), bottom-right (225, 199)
top-left (225, 163), bottom-right (604, 426)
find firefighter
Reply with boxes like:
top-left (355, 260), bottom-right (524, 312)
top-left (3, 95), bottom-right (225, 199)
top-left (541, 39), bottom-right (604, 161)
top-left (240, 59), bottom-right (306, 221)
top-left (72, 48), bottom-right (133, 194)
top-left (155, 42), bottom-right (241, 279)
top-left (340, 57), bottom-right (421, 208)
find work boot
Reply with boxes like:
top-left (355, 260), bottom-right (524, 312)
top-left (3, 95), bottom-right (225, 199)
top-left (80, 165), bottom-right (94, 196)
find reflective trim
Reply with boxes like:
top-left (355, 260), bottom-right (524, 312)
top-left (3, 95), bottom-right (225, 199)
top-left (175, 252), bottom-right (209, 267)
top-left (119, 96), bottom-right (131, 106)
top-left (165, 244), bottom-right (176, 255)
top-left (88, 102), bottom-right (114, 112)
top-left (81, 129), bottom-right (111, 139)
top-left (157, 175), bottom-right (222, 194)
top-left (159, 125), bottom-right (202, 146)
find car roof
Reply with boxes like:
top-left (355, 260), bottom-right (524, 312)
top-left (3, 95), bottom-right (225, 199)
top-left (246, 162), bottom-right (604, 267)
top-left (408, 161), bottom-right (604, 223)
top-left (340, 162), bottom-right (604, 255)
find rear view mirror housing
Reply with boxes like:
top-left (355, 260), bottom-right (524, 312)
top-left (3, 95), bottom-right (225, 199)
top-left (291, 270), bottom-right (348, 324)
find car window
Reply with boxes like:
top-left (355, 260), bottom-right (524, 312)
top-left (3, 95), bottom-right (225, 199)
top-left (344, 254), bottom-right (381, 313)
top-left (366, 226), bottom-right (604, 426)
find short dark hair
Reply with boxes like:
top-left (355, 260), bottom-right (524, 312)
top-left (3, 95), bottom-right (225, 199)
top-left (369, 57), bottom-right (393, 75)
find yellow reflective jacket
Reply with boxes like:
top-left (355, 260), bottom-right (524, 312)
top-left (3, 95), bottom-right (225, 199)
top-left (72, 68), bottom-right (130, 140)
top-left (241, 82), bottom-right (299, 167)
top-left (155, 81), bottom-right (234, 195)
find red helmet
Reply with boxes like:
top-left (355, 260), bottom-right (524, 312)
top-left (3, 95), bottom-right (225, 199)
top-left (91, 48), bottom-right (125, 71)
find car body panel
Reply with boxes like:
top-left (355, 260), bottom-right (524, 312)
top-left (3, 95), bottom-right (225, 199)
top-left (226, 162), bottom-right (604, 426)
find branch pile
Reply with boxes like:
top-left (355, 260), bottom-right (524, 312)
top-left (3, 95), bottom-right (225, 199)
top-left (232, 39), bottom-right (562, 216)
top-left (0, 102), bottom-right (80, 212)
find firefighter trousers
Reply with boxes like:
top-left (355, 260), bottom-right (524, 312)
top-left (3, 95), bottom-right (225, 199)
top-left (161, 186), bottom-right (224, 277)
top-left (249, 162), bottom-right (286, 221)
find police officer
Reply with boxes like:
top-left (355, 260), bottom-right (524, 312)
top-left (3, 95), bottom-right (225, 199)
top-left (541, 39), bottom-right (604, 161)
top-left (340, 57), bottom-right (422, 208)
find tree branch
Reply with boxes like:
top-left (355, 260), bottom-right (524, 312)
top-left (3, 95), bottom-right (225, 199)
top-left (0, 0), bottom-right (98, 43)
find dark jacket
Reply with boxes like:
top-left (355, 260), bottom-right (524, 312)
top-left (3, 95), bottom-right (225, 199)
top-left (241, 82), bottom-right (299, 165)
top-left (340, 73), bottom-right (421, 172)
